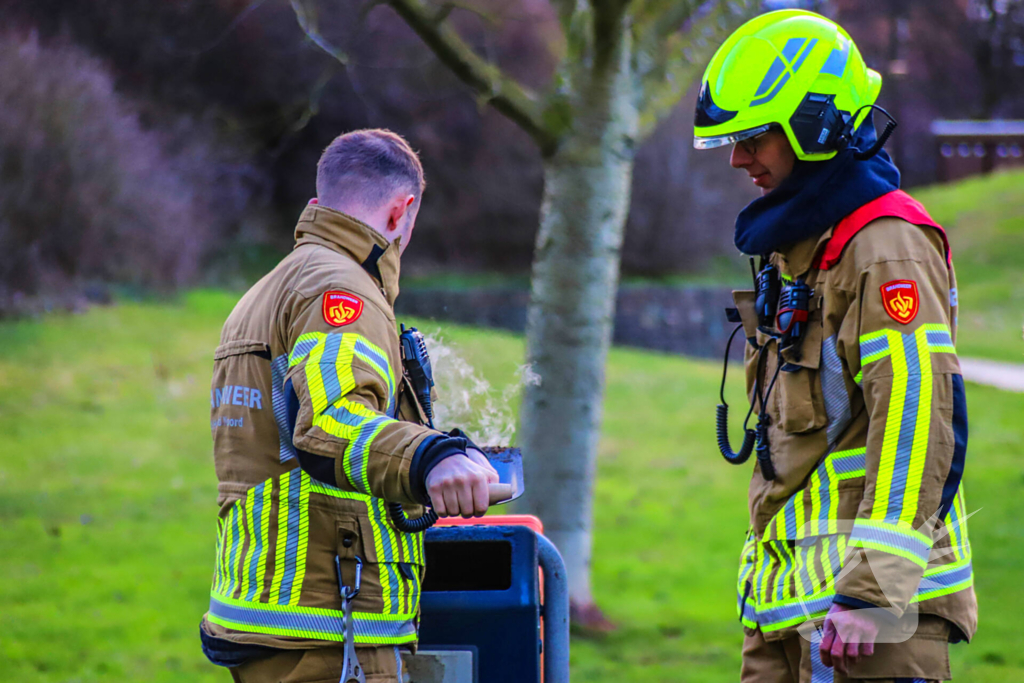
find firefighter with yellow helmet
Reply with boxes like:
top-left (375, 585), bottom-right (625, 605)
top-left (695, 10), bottom-right (977, 683)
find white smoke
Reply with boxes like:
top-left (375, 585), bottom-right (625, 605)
top-left (422, 329), bottom-right (537, 447)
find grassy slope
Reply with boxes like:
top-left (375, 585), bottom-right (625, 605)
top-left (911, 169), bottom-right (1024, 363)
top-left (2, 291), bottom-right (1023, 681)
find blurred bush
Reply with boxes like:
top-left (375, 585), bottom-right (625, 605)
top-left (0, 31), bottom-right (267, 315)
top-left (7, 0), bottom-right (1015, 298)
top-left (1, 0), bottom-right (755, 284)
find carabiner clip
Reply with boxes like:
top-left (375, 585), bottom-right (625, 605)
top-left (336, 555), bottom-right (362, 602)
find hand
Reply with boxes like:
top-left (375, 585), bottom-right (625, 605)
top-left (425, 448), bottom-right (500, 518)
top-left (820, 603), bottom-right (880, 675)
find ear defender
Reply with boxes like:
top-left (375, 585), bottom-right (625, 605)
top-left (788, 92), bottom-right (848, 156)
top-left (788, 97), bottom-right (898, 160)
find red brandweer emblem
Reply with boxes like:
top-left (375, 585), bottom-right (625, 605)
top-left (881, 280), bottom-right (919, 324)
top-left (322, 291), bottom-right (363, 327)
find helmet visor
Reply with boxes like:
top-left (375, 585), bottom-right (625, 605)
top-left (693, 124), bottom-right (773, 150)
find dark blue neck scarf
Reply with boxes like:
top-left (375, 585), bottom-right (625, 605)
top-left (733, 116), bottom-right (901, 256)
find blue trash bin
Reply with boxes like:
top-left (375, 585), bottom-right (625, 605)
top-left (419, 524), bottom-right (542, 683)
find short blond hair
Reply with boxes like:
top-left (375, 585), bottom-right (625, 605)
top-left (316, 129), bottom-right (425, 210)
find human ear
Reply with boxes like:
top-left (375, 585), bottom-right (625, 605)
top-left (387, 194), bottom-right (416, 232)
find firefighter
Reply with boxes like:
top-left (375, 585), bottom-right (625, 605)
top-left (198, 129), bottom-right (499, 682)
top-left (694, 11), bottom-right (976, 683)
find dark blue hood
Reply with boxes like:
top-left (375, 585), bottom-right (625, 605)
top-left (733, 115), bottom-right (900, 256)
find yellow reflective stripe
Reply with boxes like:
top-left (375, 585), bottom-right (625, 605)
top-left (308, 480), bottom-right (371, 501)
top-left (821, 536), bottom-right (837, 590)
top-left (213, 516), bottom-right (226, 595)
top-left (366, 499), bottom-right (386, 566)
top-left (837, 535), bottom-right (847, 580)
top-left (804, 542), bottom-right (822, 594)
top-left (859, 329), bottom-right (892, 365)
top-left (303, 334), bottom-right (392, 496)
top-left (411, 532), bottom-right (422, 565)
top-left (900, 328), bottom-right (933, 525)
top-left (808, 466), bottom-right (823, 537)
top-left (362, 498), bottom-right (397, 613)
top-left (208, 591), bottom-right (418, 644)
top-left (921, 322), bottom-right (956, 353)
top-left (824, 458), bottom-right (839, 535)
top-left (377, 499), bottom-right (402, 613)
top-left (289, 475), bottom-right (311, 607)
top-left (228, 505), bottom-right (244, 598)
top-left (254, 482), bottom-right (273, 600)
top-left (947, 484), bottom-right (970, 562)
top-left (289, 332), bottom-right (326, 367)
top-left (269, 474), bottom-right (290, 603)
top-left (946, 492), bottom-right (962, 563)
top-left (399, 532), bottom-right (416, 613)
top-left (776, 540), bottom-right (796, 600)
top-left (353, 341), bottom-right (396, 415)
top-left (873, 331), bottom-right (906, 519)
top-left (738, 534), bottom-right (756, 590)
top-left (754, 542), bottom-right (767, 605)
top-left (950, 491), bottom-right (966, 561)
top-left (305, 335), bottom-right (333, 416)
top-left (238, 488), bottom-right (257, 599)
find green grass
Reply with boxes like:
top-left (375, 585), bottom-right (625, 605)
top-left (2, 290), bottom-right (1023, 681)
top-left (912, 170), bottom-right (1024, 363)
top-left (405, 169), bottom-right (1024, 364)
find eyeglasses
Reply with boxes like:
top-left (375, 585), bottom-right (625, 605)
top-left (736, 130), bottom-right (770, 156)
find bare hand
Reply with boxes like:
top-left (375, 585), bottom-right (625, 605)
top-left (425, 448), bottom-right (500, 518)
top-left (820, 603), bottom-right (879, 675)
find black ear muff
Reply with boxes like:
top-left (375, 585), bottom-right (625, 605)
top-left (788, 92), bottom-right (848, 155)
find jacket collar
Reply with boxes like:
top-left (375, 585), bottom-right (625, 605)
top-left (294, 205), bottom-right (401, 305)
top-left (777, 228), bottom-right (833, 280)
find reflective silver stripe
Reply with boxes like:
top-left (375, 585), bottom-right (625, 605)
top-left (271, 354), bottom-right (297, 463)
top-left (208, 593), bottom-right (417, 643)
top-left (821, 335), bottom-right (852, 447)
top-left (810, 628), bottom-right (833, 682)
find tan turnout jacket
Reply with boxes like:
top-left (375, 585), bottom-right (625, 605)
top-left (732, 195), bottom-right (977, 643)
top-left (201, 205), bottom-right (440, 651)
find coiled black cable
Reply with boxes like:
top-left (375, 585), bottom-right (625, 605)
top-left (752, 348), bottom-right (783, 481)
top-left (839, 104), bottom-right (898, 161)
top-left (387, 503), bottom-right (438, 533)
top-left (717, 324), bottom-right (757, 465)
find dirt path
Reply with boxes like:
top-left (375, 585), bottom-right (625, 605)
top-left (959, 357), bottom-right (1024, 393)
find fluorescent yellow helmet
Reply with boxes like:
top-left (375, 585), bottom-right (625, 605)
top-left (693, 10), bottom-right (882, 161)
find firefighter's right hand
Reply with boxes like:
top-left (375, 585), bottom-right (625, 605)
top-left (426, 449), bottom-right (500, 518)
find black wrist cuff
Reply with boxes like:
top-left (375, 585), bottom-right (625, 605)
top-left (833, 594), bottom-right (900, 623)
top-left (409, 433), bottom-right (470, 505)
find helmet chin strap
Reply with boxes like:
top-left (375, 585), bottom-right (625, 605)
top-left (836, 104), bottom-right (898, 161)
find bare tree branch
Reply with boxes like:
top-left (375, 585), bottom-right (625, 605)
top-left (381, 0), bottom-right (558, 154)
top-left (591, 0), bottom-right (633, 68)
top-left (291, 0), bottom-right (350, 65)
top-left (635, 0), bottom-right (757, 139)
top-left (431, 1), bottom-right (499, 27)
top-left (632, 0), bottom-right (701, 39)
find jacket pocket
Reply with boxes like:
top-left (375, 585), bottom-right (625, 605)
top-left (214, 339), bottom-right (271, 361)
top-left (355, 515), bottom-right (424, 618)
top-left (774, 314), bottom-right (827, 434)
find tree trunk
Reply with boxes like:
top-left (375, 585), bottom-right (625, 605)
top-left (517, 32), bottom-right (638, 606)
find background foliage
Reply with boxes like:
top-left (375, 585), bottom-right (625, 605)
top-left (3, 0), bottom-right (1024, 311)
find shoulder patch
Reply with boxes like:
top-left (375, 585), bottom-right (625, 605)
top-left (322, 291), bottom-right (363, 327)
top-left (880, 280), bottom-right (919, 325)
